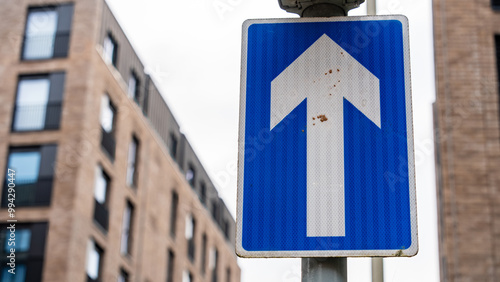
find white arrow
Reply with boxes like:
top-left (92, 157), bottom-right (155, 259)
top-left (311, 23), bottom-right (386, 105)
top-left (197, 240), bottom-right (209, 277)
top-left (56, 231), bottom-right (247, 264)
top-left (270, 34), bottom-right (381, 237)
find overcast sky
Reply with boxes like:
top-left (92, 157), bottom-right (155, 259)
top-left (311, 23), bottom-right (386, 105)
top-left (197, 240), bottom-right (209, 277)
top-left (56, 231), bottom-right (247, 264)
top-left (105, 0), bottom-right (439, 281)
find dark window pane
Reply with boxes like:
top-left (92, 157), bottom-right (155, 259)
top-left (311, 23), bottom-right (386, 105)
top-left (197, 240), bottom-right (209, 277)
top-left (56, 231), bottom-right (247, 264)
top-left (166, 250), bottom-right (175, 282)
top-left (201, 234), bottom-right (207, 274)
top-left (186, 165), bottom-right (195, 188)
top-left (126, 137), bottom-right (139, 187)
top-left (169, 134), bottom-right (178, 161)
top-left (493, 0), bottom-right (500, 9)
top-left (200, 183), bottom-right (206, 206)
top-left (118, 269), bottom-right (129, 282)
top-left (170, 192), bottom-right (178, 238)
top-left (2, 146), bottom-right (56, 207)
top-left (120, 201), bottom-right (134, 255)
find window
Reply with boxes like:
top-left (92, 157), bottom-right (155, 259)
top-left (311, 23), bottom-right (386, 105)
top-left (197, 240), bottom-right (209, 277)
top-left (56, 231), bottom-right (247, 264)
top-left (166, 249), bottom-right (175, 282)
top-left (182, 270), bottom-right (192, 282)
top-left (185, 214), bottom-right (196, 262)
top-left (200, 182), bottom-right (207, 206)
top-left (493, 0), bottom-right (500, 10)
top-left (496, 35), bottom-right (500, 125)
top-left (120, 201), bottom-right (134, 255)
top-left (496, 35), bottom-right (500, 90)
top-left (93, 166), bottom-right (110, 231)
top-left (3, 229), bottom-right (31, 253)
top-left (186, 165), bottom-right (195, 188)
top-left (211, 200), bottom-right (218, 222)
top-left (22, 4), bottom-right (74, 60)
top-left (169, 134), bottom-right (178, 161)
top-left (170, 191), bottom-right (178, 238)
top-left (128, 72), bottom-right (140, 102)
top-left (1, 264), bottom-right (26, 282)
top-left (103, 33), bottom-right (118, 66)
top-left (12, 73), bottom-right (65, 131)
top-left (210, 248), bottom-right (218, 282)
top-left (126, 136), bottom-right (139, 187)
top-left (0, 223), bottom-right (48, 282)
top-left (100, 94), bottom-right (116, 160)
top-left (86, 240), bottom-right (104, 282)
top-left (100, 95), bottom-right (115, 133)
top-left (118, 269), bottom-right (129, 282)
top-left (201, 234), bottom-right (207, 274)
top-left (222, 220), bottom-right (230, 241)
top-left (2, 145), bottom-right (56, 207)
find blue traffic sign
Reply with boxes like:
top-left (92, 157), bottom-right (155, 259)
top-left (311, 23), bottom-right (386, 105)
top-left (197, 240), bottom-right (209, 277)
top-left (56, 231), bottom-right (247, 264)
top-left (236, 16), bottom-right (417, 257)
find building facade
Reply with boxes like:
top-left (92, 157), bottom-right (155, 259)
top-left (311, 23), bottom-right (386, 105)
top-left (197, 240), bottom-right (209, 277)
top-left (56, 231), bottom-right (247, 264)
top-left (0, 0), bottom-right (240, 281)
top-left (433, 0), bottom-right (500, 281)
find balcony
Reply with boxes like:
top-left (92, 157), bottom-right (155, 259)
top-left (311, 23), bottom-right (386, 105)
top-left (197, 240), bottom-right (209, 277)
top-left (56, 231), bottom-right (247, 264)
top-left (1, 177), bottom-right (53, 207)
top-left (93, 200), bottom-right (109, 231)
top-left (12, 103), bottom-right (62, 132)
top-left (101, 127), bottom-right (116, 161)
top-left (22, 32), bottom-right (70, 60)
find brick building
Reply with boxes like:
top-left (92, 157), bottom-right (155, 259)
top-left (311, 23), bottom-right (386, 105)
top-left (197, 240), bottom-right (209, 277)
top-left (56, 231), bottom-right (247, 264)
top-left (433, 0), bottom-right (500, 281)
top-left (0, 0), bottom-right (240, 281)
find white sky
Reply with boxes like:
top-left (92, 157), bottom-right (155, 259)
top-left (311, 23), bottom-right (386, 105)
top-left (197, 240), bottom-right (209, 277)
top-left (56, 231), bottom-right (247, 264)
top-left (105, 0), bottom-right (439, 281)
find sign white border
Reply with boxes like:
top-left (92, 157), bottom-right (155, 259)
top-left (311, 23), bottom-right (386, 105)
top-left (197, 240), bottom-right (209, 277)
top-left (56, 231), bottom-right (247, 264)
top-left (236, 15), bottom-right (417, 258)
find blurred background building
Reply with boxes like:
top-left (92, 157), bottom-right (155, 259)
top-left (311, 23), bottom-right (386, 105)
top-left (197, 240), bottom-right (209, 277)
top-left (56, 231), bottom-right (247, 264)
top-left (433, 0), bottom-right (500, 281)
top-left (0, 0), bottom-right (240, 281)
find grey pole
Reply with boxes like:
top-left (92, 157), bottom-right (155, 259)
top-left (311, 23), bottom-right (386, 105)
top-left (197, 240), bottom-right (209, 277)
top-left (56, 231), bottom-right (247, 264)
top-left (276, 1), bottom-right (365, 281)
top-left (367, 1), bottom-right (385, 281)
top-left (302, 258), bottom-right (347, 282)
top-left (365, 3), bottom-right (386, 282)
top-left (300, 2), bottom-right (348, 282)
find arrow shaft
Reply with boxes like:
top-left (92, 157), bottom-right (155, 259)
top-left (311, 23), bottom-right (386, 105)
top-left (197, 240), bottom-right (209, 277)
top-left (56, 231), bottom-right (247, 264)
top-left (307, 97), bottom-right (345, 237)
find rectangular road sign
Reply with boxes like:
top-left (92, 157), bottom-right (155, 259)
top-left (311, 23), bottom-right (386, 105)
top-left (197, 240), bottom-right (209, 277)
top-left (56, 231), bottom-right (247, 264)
top-left (236, 16), bottom-right (417, 257)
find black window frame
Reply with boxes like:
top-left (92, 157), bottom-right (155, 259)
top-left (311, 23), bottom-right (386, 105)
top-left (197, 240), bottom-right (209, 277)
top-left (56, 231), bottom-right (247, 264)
top-left (169, 134), bottom-right (178, 161)
top-left (493, 0), bottom-right (500, 10)
top-left (120, 200), bottom-right (134, 256)
top-left (0, 222), bottom-right (48, 282)
top-left (166, 249), bottom-right (175, 282)
top-left (128, 70), bottom-right (141, 103)
top-left (126, 135), bottom-right (139, 188)
top-left (200, 182), bottom-right (207, 206)
top-left (87, 240), bottom-right (104, 282)
top-left (100, 94), bottom-right (116, 161)
top-left (186, 165), bottom-right (196, 188)
top-left (186, 215), bottom-right (196, 262)
top-left (21, 4), bottom-right (74, 60)
top-left (496, 35), bottom-right (500, 128)
top-left (170, 191), bottom-right (179, 238)
top-left (201, 233), bottom-right (207, 275)
top-left (2, 145), bottom-right (57, 207)
top-left (12, 72), bottom-right (66, 132)
top-left (103, 32), bottom-right (119, 67)
top-left (93, 166), bottom-right (110, 232)
top-left (118, 268), bottom-right (129, 282)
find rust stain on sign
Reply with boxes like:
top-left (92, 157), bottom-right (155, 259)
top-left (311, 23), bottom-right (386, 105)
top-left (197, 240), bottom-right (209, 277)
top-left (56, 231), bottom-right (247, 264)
top-left (317, 115), bottom-right (328, 122)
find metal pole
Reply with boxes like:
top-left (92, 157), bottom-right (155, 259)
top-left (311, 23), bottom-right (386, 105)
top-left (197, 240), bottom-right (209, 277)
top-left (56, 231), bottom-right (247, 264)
top-left (302, 258), bottom-right (347, 282)
top-left (371, 258), bottom-right (384, 282)
top-left (366, 0), bottom-right (376, 16)
top-left (365, 2), bottom-right (385, 281)
top-left (300, 4), bottom-right (347, 281)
